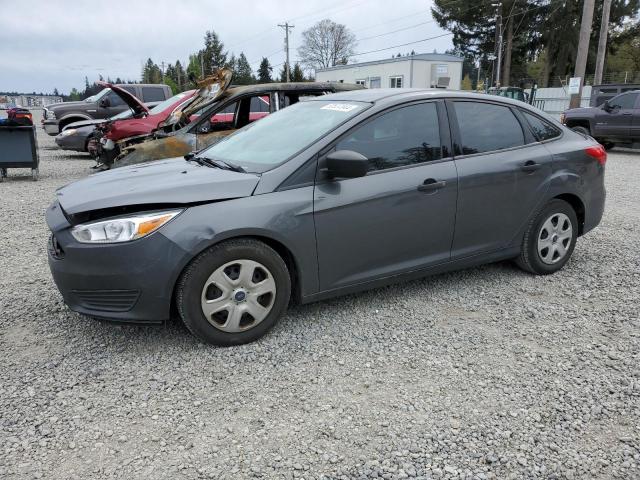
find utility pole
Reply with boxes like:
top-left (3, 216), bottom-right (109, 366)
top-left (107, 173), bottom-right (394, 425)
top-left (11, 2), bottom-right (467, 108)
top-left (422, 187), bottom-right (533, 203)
top-left (570, 0), bottom-right (595, 108)
top-left (492, 2), bottom-right (503, 88)
top-left (200, 54), bottom-right (205, 78)
top-left (278, 22), bottom-right (295, 82)
top-left (594, 0), bottom-right (612, 86)
top-left (161, 61), bottom-right (165, 82)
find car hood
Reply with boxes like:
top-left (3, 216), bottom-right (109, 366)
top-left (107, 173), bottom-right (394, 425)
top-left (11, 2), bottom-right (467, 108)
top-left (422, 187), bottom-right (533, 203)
top-left (48, 100), bottom-right (90, 112)
top-left (63, 118), bottom-right (108, 130)
top-left (564, 106), bottom-right (598, 117)
top-left (97, 81), bottom-right (149, 116)
top-left (55, 157), bottom-right (260, 215)
top-left (158, 68), bottom-right (232, 129)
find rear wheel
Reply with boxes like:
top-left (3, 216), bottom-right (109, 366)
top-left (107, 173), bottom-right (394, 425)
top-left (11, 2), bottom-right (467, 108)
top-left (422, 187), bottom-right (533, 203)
top-left (601, 141), bottom-right (615, 151)
top-left (177, 239), bottom-right (291, 346)
top-left (516, 199), bottom-right (578, 275)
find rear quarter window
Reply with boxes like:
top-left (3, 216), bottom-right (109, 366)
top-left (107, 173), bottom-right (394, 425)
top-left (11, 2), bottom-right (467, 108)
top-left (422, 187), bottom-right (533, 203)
top-left (521, 110), bottom-right (561, 142)
top-left (453, 101), bottom-right (525, 154)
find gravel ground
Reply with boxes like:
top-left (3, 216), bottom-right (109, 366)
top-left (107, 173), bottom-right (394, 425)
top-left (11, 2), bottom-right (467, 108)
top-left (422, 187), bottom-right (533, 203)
top-left (1, 111), bottom-right (639, 480)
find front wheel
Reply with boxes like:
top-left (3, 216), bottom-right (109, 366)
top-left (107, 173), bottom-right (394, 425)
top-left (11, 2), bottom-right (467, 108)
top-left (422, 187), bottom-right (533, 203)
top-left (176, 239), bottom-right (291, 346)
top-left (516, 199), bottom-right (578, 275)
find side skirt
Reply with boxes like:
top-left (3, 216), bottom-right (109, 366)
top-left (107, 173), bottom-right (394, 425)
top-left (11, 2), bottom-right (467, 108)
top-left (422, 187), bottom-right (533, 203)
top-left (300, 246), bottom-right (521, 305)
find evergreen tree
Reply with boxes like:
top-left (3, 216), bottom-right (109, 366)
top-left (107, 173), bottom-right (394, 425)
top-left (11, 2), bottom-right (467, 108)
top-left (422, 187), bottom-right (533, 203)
top-left (257, 57), bottom-right (272, 83)
top-left (174, 60), bottom-right (187, 91)
top-left (234, 53), bottom-right (255, 85)
top-left (53, 88), bottom-right (60, 96)
top-left (278, 63), bottom-right (288, 82)
top-left (200, 30), bottom-right (227, 74)
top-left (187, 54), bottom-right (202, 83)
top-left (226, 54), bottom-right (237, 78)
top-left (291, 63), bottom-right (305, 82)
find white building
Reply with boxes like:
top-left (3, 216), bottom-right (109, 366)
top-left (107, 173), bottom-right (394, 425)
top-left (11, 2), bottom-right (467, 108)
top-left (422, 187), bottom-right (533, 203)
top-left (315, 53), bottom-right (464, 90)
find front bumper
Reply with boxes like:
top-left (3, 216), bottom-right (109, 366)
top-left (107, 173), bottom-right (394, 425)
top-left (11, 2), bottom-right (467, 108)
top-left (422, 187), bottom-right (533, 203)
top-left (46, 202), bottom-right (192, 324)
top-left (43, 119), bottom-right (60, 136)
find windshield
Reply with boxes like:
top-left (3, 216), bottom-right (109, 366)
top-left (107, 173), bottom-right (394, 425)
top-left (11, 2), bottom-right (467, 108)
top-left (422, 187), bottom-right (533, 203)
top-left (148, 92), bottom-right (191, 115)
top-left (200, 100), bottom-right (368, 173)
top-left (85, 88), bottom-right (110, 103)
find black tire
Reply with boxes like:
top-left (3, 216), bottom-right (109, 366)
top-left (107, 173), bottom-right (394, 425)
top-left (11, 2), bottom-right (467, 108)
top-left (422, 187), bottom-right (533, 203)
top-left (176, 239), bottom-right (291, 346)
top-left (571, 125), bottom-right (591, 137)
top-left (516, 199), bottom-right (578, 275)
top-left (602, 142), bottom-right (615, 151)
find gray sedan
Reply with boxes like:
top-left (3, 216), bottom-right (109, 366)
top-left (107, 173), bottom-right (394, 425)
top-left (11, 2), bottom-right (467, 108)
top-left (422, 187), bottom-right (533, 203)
top-left (46, 89), bottom-right (606, 346)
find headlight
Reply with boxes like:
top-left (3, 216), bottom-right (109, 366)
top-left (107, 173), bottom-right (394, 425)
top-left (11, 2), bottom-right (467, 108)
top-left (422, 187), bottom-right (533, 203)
top-left (71, 210), bottom-right (182, 244)
top-left (47, 110), bottom-right (56, 120)
top-left (60, 128), bottom-right (77, 137)
top-left (559, 113), bottom-right (566, 124)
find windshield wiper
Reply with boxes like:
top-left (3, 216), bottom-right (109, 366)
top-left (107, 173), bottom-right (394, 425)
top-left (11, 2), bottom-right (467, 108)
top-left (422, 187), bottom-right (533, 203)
top-left (184, 153), bottom-right (246, 173)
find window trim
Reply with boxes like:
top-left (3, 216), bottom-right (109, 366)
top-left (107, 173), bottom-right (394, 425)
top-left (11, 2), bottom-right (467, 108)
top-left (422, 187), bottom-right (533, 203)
top-left (355, 79), bottom-right (367, 86)
top-left (517, 108), bottom-right (564, 144)
top-left (316, 99), bottom-right (453, 182)
top-left (445, 98), bottom-right (539, 159)
top-left (608, 91), bottom-right (639, 110)
top-left (369, 76), bottom-right (382, 89)
top-left (389, 76), bottom-right (404, 88)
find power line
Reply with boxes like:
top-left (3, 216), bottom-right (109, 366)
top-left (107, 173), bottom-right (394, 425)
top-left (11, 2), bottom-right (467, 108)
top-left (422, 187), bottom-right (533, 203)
top-left (350, 32), bottom-right (455, 58)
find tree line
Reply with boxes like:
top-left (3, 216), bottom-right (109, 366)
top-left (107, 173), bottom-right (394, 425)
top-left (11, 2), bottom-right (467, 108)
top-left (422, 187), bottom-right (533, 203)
top-left (433, 0), bottom-right (640, 89)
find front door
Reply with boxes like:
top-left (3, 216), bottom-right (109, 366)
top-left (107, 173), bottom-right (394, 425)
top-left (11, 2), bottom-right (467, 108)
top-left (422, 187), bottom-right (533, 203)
top-left (314, 101), bottom-right (457, 291)
top-left (449, 100), bottom-right (553, 258)
top-left (593, 92), bottom-right (638, 138)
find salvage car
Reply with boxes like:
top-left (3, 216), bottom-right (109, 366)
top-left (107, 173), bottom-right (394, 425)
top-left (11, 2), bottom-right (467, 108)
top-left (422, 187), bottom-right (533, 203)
top-left (107, 73), bottom-right (365, 169)
top-left (54, 102), bottom-right (163, 153)
top-left (46, 89), bottom-right (606, 346)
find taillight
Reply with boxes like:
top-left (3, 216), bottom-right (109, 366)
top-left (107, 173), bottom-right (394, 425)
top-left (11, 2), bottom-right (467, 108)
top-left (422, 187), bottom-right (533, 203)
top-left (585, 145), bottom-right (607, 166)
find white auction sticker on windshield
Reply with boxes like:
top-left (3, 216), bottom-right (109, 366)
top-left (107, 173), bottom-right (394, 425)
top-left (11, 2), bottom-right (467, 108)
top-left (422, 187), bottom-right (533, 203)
top-left (321, 103), bottom-right (358, 112)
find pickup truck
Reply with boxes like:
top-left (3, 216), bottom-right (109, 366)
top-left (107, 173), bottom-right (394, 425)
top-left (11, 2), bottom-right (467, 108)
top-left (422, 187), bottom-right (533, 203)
top-left (561, 89), bottom-right (640, 149)
top-left (42, 84), bottom-right (172, 136)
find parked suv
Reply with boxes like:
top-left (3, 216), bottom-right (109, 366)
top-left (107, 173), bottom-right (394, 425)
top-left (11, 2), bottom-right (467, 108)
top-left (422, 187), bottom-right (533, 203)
top-left (561, 90), bottom-right (640, 148)
top-left (42, 84), bottom-right (172, 135)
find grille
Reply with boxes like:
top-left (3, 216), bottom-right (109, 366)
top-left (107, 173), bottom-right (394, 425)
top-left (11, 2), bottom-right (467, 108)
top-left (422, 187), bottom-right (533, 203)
top-left (48, 234), bottom-right (65, 259)
top-left (72, 290), bottom-right (140, 312)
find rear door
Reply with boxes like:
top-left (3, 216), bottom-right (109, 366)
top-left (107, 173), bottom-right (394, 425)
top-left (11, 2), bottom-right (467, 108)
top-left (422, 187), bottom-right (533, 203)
top-left (313, 101), bottom-right (458, 291)
top-left (593, 92), bottom-right (638, 138)
top-left (448, 100), bottom-right (554, 258)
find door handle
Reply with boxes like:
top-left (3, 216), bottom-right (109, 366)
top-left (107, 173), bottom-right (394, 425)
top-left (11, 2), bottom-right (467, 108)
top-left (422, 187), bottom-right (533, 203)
top-left (622, 112), bottom-right (633, 116)
top-left (520, 161), bottom-right (541, 173)
top-left (418, 179), bottom-right (446, 192)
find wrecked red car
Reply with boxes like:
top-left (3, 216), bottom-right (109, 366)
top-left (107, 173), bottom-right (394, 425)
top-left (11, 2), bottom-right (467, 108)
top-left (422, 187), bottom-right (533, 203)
top-left (90, 83), bottom-right (197, 159)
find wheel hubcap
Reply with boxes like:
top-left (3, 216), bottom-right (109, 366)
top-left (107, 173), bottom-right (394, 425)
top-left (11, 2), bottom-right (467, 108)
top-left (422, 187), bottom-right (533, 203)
top-left (537, 212), bottom-right (573, 265)
top-left (200, 259), bottom-right (276, 333)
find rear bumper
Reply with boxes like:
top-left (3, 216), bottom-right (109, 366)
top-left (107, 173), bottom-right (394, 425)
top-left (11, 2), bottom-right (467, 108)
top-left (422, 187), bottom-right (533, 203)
top-left (46, 202), bottom-right (192, 323)
top-left (43, 120), bottom-right (60, 136)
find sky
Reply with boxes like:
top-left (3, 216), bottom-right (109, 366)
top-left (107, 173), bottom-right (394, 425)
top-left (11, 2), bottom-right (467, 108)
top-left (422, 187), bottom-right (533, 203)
top-left (0, 0), bottom-right (454, 94)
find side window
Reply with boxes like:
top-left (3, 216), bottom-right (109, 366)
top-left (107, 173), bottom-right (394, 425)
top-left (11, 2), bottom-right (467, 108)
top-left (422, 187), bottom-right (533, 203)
top-left (608, 93), bottom-right (638, 110)
top-left (205, 101), bottom-right (237, 130)
top-left (521, 111), bottom-right (561, 142)
top-left (454, 102), bottom-right (525, 154)
top-left (142, 87), bottom-right (166, 102)
top-left (121, 85), bottom-right (137, 97)
top-left (390, 76), bottom-right (403, 88)
top-left (107, 92), bottom-right (125, 107)
top-left (335, 102), bottom-right (442, 171)
top-left (250, 95), bottom-right (270, 113)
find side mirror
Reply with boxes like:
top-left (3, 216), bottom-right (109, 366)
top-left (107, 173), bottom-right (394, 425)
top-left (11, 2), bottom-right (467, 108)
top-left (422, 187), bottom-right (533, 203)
top-left (326, 150), bottom-right (369, 179)
top-left (602, 101), bottom-right (612, 112)
top-left (99, 97), bottom-right (111, 108)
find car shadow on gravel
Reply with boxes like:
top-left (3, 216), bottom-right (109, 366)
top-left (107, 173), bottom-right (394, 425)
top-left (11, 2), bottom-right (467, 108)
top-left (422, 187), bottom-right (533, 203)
top-left (73, 259), bottom-right (530, 349)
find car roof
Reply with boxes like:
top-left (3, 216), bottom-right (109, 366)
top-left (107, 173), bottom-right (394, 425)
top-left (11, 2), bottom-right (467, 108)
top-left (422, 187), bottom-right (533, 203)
top-left (309, 88), bottom-right (537, 108)
top-left (223, 82), bottom-right (363, 98)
